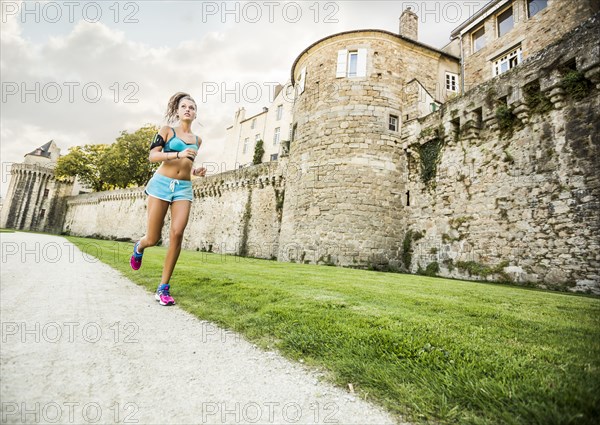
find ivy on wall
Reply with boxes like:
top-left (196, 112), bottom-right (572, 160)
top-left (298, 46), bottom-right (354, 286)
top-left (402, 229), bottom-right (424, 271)
top-left (523, 81), bottom-right (553, 115)
top-left (418, 137), bottom-right (444, 186)
top-left (495, 103), bottom-right (518, 137)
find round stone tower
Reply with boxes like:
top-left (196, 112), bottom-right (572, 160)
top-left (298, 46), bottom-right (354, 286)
top-left (277, 29), bottom-right (459, 268)
top-left (1, 141), bottom-right (74, 233)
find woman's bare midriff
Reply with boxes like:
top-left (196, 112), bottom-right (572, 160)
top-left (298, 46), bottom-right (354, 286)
top-left (156, 161), bottom-right (193, 181)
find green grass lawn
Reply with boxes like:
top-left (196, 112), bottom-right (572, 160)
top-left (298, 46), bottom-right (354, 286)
top-left (67, 236), bottom-right (600, 425)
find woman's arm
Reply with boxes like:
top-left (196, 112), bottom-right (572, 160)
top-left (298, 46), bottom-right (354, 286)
top-left (148, 126), bottom-right (177, 163)
top-left (150, 149), bottom-right (180, 163)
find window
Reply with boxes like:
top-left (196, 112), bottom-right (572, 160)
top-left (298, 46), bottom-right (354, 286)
top-left (336, 49), bottom-right (367, 78)
top-left (276, 105), bottom-right (283, 120)
top-left (348, 51), bottom-right (358, 77)
top-left (297, 67), bottom-right (306, 94)
top-left (497, 6), bottom-right (514, 37)
top-left (43, 188), bottom-right (49, 197)
top-left (251, 118), bottom-right (256, 129)
top-left (270, 154), bottom-right (278, 161)
top-left (255, 134), bottom-right (260, 142)
top-left (472, 26), bottom-right (486, 52)
top-left (40, 209), bottom-right (46, 219)
top-left (528, 0), bottom-right (547, 18)
top-left (273, 127), bottom-right (280, 146)
top-left (494, 46), bottom-right (522, 76)
top-left (243, 137), bottom-right (250, 154)
top-left (389, 115), bottom-right (399, 132)
top-left (446, 72), bottom-right (459, 92)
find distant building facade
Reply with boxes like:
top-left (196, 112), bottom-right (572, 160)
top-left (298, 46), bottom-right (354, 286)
top-left (223, 82), bottom-right (294, 171)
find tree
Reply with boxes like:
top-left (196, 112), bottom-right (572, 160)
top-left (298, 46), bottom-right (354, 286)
top-left (103, 125), bottom-right (159, 188)
top-left (55, 144), bottom-right (111, 192)
top-left (253, 139), bottom-right (265, 165)
top-left (55, 125), bottom-right (160, 191)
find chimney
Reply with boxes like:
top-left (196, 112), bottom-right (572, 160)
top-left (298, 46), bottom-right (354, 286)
top-left (273, 83), bottom-right (283, 101)
top-left (235, 107), bottom-right (246, 123)
top-left (400, 7), bottom-right (418, 41)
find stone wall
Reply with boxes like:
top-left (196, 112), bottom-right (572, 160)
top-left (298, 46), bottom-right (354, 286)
top-left (173, 161), bottom-right (285, 258)
top-left (401, 14), bottom-right (600, 293)
top-left (63, 188), bottom-right (148, 240)
top-left (64, 160), bottom-right (286, 259)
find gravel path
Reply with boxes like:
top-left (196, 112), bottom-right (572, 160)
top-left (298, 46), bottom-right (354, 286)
top-left (1, 232), bottom-right (400, 424)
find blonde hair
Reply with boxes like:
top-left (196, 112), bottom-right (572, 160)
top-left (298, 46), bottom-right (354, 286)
top-left (165, 92), bottom-right (196, 124)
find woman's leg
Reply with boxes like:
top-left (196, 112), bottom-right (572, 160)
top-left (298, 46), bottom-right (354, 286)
top-left (160, 200), bottom-right (191, 284)
top-left (138, 196), bottom-right (170, 251)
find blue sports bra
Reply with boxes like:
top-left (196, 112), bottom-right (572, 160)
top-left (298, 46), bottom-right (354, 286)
top-left (163, 127), bottom-right (199, 153)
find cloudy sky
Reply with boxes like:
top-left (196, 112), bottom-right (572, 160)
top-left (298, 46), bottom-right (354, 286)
top-left (1, 0), bottom-right (492, 197)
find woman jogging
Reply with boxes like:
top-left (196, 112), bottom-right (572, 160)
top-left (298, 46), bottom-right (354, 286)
top-left (130, 92), bottom-right (206, 306)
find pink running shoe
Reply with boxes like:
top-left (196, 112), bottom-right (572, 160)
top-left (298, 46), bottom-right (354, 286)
top-left (155, 283), bottom-right (175, 306)
top-left (130, 241), bottom-right (143, 270)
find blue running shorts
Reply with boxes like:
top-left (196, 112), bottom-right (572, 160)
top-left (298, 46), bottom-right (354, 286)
top-left (144, 172), bottom-right (193, 203)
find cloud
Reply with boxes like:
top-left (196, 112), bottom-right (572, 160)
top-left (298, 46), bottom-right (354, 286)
top-left (1, 1), bottom-right (486, 198)
top-left (0, 0), bottom-right (22, 38)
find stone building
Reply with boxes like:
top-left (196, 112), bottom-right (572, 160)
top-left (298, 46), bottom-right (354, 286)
top-left (224, 82), bottom-right (294, 171)
top-left (0, 141), bottom-right (74, 233)
top-left (451, 0), bottom-right (600, 90)
top-left (277, 11), bottom-right (461, 264)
